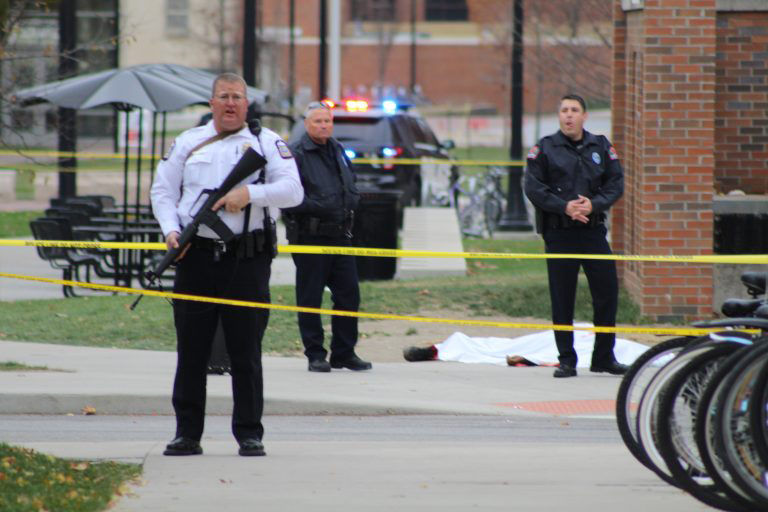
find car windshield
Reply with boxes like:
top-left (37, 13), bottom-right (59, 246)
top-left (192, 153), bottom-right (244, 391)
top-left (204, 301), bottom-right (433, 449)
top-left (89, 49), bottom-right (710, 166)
top-left (331, 117), bottom-right (392, 145)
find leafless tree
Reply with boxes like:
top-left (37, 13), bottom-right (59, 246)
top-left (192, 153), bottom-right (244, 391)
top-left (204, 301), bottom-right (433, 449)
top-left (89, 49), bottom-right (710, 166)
top-left (1, 0), bottom-right (122, 153)
top-left (477, 0), bottom-right (614, 115)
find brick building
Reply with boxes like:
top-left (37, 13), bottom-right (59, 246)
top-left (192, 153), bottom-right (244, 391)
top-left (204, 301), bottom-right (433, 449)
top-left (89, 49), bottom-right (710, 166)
top-left (612, 0), bottom-right (768, 322)
top-left (256, 0), bottom-right (613, 115)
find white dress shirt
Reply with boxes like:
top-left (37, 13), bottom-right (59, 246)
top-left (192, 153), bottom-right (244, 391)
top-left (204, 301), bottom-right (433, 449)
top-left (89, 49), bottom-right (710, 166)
top-left (151, 121), bottom-right (303, 239)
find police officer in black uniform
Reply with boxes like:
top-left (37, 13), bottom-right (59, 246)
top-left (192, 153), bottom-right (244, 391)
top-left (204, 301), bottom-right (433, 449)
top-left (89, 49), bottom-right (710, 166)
top-left (283, 101), bottom-right (372, 372)
top-left (524, 94), bottom-right (628, 379)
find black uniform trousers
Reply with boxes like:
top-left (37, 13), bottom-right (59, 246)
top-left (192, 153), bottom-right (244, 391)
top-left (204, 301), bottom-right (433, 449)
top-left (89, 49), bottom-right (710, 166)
top-left (291, 235), bottom-right (360, 363)
top-left (172, 246), bottom-right (271, 442)
top-left (543, 224), bottom-right (618, 368)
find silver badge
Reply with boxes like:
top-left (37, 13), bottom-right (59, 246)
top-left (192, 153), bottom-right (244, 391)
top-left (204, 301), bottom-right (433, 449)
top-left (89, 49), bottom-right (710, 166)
top-left (592, 152), bottom-right (601, 165)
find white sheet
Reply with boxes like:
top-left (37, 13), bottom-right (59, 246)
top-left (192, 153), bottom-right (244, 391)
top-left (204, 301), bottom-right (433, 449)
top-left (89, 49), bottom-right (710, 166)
top-left (435, 324), bottom-right (649, 368)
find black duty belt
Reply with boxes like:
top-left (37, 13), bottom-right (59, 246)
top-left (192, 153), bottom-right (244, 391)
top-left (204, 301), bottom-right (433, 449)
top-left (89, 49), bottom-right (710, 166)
top-left (191, 229), bottom-right (271, 261)
top-left (297, 212), bottom-right (354, 238)
top-left (191, 235), bottom-right (239, 253)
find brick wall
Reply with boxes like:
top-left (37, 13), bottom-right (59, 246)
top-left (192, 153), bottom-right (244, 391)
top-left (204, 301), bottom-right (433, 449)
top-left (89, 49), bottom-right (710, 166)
top-left (266, 0), bottom-right (612, 114)
top-left (714, 12), bottom-right (768, 194)
top-left (613, 0), bottom-right (716, 322)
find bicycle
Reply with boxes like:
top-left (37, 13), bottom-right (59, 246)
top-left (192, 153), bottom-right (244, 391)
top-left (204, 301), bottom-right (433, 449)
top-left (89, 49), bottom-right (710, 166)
top-left (616, 270), bottom-right (768, 510)
top-left (424, 166), bottom-right (507, 238)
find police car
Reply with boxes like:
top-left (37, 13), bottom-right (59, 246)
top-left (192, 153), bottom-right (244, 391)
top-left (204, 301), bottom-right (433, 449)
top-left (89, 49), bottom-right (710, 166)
top-left (288, 98), bottom-right (456, 208)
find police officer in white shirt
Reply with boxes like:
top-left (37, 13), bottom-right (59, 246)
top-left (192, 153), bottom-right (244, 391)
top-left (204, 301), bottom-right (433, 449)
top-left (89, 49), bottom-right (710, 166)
top-left (151, 72), bottom-right (303, 457)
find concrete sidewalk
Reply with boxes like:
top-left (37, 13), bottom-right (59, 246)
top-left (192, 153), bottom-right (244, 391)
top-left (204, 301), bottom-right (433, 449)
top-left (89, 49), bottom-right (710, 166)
top-left (0, 339), bottom-right (623, 417)
top-left (0, 340), bottom-right (709, 512)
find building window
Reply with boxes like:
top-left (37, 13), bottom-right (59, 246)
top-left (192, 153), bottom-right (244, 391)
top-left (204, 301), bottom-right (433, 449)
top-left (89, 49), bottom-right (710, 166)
top-left (166, 0), bottom-right (189, 36)
top-left (425, 0), bottom-right (467, 21)
top-left (350, 0), bottom-right (396, 22)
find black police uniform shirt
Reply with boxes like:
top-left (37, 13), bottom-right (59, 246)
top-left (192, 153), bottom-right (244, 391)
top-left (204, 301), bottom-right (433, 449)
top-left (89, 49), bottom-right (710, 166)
top-left (284, 132), bottom-right (359, 225)
top-left (523, 129), bottom-right (624, 221)
top-left (151, 120), bottom-right (303, 240)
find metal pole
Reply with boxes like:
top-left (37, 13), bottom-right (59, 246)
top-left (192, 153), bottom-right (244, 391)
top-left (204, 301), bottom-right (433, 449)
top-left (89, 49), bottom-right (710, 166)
top-left (328, 0), bottom-right (341, 100)
top-left (288, 0), bottom-right (296, 112)
top-left (496, 0), bottom-right (532, 232)
top-left (58, 0), bottom-right (77, 199)
top-left (243, 0), bottom-right (256, 85)
top-left (410, 0), bottom-right (417, 92)
top-left (134, 109), bottom-right (143, 219)
top-left (318, 0), bottom-right (328, 99)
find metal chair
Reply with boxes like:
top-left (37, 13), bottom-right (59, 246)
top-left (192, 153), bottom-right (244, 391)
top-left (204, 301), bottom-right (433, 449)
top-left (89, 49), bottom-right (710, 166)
top-left (29, 217), bottom-right (102, 297)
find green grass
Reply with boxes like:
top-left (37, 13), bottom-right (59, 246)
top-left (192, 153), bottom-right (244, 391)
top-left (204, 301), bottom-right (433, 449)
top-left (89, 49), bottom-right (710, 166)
top-left (0, 211), bottom-right (41, 238)
top-left (0, 237), bottom-right (649, 352)
top-left (0, 362), bottom-right (49, 371)
top-left (0, 443), bottom-right (140, 512)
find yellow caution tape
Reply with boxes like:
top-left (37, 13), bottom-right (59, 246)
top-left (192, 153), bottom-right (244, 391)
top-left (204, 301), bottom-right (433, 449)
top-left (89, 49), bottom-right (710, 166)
top-left (0, 271), bottom-right (754, 337)
top-left (0, 149), bottom-right (524, 168)
top-left (2, 239), bottom-right (767, 264)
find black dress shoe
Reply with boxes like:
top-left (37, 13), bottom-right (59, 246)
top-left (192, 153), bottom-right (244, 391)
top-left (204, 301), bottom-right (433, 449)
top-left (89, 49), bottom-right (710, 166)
top-left (330, 354), bottom-right (372, 371)
top-left (590, 361), bottom-right (629, 375)
top-left (238, 438), bottom-right (266, 457)
top-left (403, 346), bottom-right (436, 362)
top-left (163, 437), bottom-right (202, 456)
top-left (553, 364), bottom-right (577, 378)
top-left (308, 359), bottom-right (331, 372)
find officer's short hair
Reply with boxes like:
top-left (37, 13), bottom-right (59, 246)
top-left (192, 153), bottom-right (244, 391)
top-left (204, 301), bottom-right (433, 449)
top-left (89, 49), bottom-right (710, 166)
top-left (303, 101), bottom-right (332, 118)
top-left (560, 94), bottom-right (587, 112)
top-left (211, 73), bottom-right (247, 98)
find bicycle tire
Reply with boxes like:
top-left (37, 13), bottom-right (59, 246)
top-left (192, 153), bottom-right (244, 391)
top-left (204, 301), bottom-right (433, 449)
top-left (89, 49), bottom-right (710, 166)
top-left (615, 336), bottom-right (693, 469)
top-left (656, 342), bottom-right (756, 511)
top-left (458, 201), bottom-right (485, 238)
top-left (715, 341), bottom-right (768, 507)
top-left (635, 341), bottom-right (729, 486)
top-left (748, 353), bottom-right (768, 470)
top-left (694, 345), bottom-right (767, 510)
top-left (483, 197), bottom-right (502, 237)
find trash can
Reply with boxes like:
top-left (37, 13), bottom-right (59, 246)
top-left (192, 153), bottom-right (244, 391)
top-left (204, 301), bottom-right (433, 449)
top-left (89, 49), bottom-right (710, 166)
top-left (352, 188), bottom-right (402, 280)
top-left (714, 213), bottom-right (768, 254)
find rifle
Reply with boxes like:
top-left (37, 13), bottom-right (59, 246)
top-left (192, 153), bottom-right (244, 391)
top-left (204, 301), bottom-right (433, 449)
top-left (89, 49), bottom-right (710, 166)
top-left (130, 147), bottom-right (267, 309)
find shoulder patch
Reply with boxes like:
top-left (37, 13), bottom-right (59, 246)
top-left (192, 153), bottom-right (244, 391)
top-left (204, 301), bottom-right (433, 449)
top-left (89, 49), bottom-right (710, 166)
top-left (275, 140), bottom-right (293, 159)
top-left (526, 145), bottom-right (540, 160)
top-left (162, 140), bottom-right (176, 161)
top-left (608, 146), bottom-right (619, 161)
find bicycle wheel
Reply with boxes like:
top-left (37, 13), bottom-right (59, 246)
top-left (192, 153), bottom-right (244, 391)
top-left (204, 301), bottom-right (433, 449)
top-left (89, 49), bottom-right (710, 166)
top-left (483, 197), bottom-right (502, 237)
top-left (616, 336), bottom-right (693, 469)
top-left (716, 341), bottom-right (768, 507)
top-left (748, 355), bottom-right (768, 470)
top-left (656, 342), bottom-right (756, 511)
top-left (458, 201), bottom-right (485, 238)
top-left (635, 341), bottom-right (734, 486)
top-left (695, 345), bottom-right (767, 510)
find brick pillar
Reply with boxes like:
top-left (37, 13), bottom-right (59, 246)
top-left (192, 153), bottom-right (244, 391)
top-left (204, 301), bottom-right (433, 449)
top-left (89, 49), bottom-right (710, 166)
top-left (613, 0), bottom-right (716, 323)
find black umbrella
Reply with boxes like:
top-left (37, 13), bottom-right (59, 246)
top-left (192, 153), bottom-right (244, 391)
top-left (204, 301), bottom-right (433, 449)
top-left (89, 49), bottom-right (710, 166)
top-left (14, 63), bottom-right (267, 111)
top-left (13, 64), bottom-right (267, 288)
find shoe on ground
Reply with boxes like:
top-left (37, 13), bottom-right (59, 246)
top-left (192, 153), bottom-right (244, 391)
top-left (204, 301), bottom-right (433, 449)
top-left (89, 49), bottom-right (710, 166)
top-left (553, 364), bottom-right (577, 378)
top-left (403, 346), bottom-right (435, 362)
top-left (207, 365), bottom-right (230, 375)
top-left (590, 361), bottom-right (629, 375)
top-left (163, 437), bottom-right (202, 456)
top-left (238, 438), bottom-right (266, 456)
top-left (308, 359), bottom-right (331, 372)
top-left (330, 354), bottom-right (372, 371)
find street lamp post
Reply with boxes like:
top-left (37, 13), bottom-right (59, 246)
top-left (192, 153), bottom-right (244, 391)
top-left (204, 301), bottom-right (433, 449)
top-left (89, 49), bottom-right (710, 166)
top-left (496, 0), bottom-right (532, 232)
top-left (58, 0), bottom-right (77, 199)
